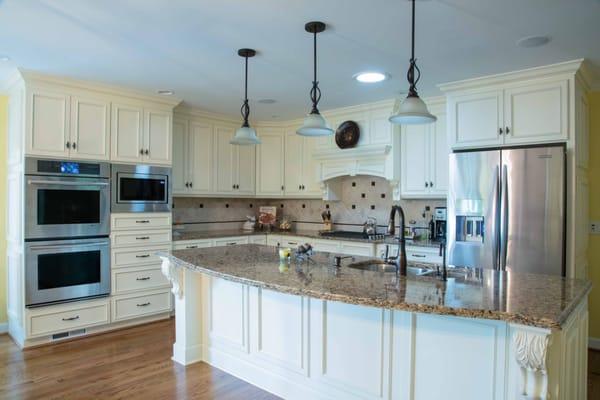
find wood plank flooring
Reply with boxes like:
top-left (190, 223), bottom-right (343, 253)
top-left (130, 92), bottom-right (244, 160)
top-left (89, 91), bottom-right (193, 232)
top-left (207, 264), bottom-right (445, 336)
top-left (1, 318), bottom-right (599, 399)
top-left (0, 319), bottom-right (280, 400)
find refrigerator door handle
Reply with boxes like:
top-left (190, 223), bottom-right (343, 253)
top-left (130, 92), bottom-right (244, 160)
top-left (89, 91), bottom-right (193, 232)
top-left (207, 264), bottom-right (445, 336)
top-left (491, 166), bottom-right (501, 270)
top-left (499, 165), bottom-right (509, 270)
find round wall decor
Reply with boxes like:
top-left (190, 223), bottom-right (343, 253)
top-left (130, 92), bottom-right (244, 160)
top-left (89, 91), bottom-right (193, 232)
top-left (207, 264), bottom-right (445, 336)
top-left (335, 120), bottom-right (360, 149)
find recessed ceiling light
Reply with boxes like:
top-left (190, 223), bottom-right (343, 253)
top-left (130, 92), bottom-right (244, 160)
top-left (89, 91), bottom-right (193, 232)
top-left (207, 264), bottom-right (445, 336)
top-left (258, 99), bottom-right (277, 104)
top-left (0, 55), bottom-right (10, 62)
top-left (354, 71), bottom-right (389, 83)
top-left (516, 35), bottom-right (551, 48)
top-left (157, 89), bottom-right (174, 95)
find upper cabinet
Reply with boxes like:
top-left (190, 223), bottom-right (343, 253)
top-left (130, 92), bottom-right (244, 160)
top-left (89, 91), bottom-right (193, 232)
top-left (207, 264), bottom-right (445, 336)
top-left (445, 78), bottom-right (569, 149)
top-left (213, 125), bottom-right (255, 196)
top-left (284, 130), bottom-right (321, 197)
top-left (256, 128), bottom-right (285, 196)
top-left (400, 103), bottom-right (448, 199)
top-left (173, 119), bottom-right (214, 196)
top-left (21, 72), bottom-right (179, 164)
top-left (27, 89), bottom-right (110, 160)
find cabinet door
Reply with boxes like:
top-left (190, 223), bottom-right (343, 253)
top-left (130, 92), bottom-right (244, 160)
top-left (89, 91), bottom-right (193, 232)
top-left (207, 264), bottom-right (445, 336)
top-left (70, 96), bottom-right (110, 160)
top-left (447, 90), bottom-right (503, 148)
top-left (27, 89), bottom-right (70, 157)
top-left (144, 109), bottom-right (172, 165)
top-left (171, 119), bottom-right (189, 195)
top-left (429, 111), bottom-right (448, 197)
top-left (302, 136), bottom-right (321, 196)
top-left (236, 143), bottom-right (256, 195)
top-left (189, 121), bottom-right (213, 194)
top-left (214, 126), bottom-right (236, 193)
top-left (256, 129), bottom-right (284, 196)
top-left (284, 131), bottom-right (304, 196)
top-left (111, 103), bottom-right (143, 163)
top-left (401, 124), bottom-right (429, 197)
top-left (503, 79), bottom-right (568, 144)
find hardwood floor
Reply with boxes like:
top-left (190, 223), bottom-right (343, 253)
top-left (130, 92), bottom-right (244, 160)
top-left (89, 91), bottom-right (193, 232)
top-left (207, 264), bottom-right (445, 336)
top-left (1, 319), bottom-right (598, 399)
top-left (0, 319), bottom-right (280, 400)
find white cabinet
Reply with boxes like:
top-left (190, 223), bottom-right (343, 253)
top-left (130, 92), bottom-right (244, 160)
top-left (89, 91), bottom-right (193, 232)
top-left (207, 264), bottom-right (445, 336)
top-left (26, 89), bottom-right (110, 160)
top-left (70, 95), bottom-right (110, 160)
top-left (173, 120), bottom-right (214, 195)
top-left (447, 79), bottom-right (568, 149)
top-left (284, 130), bottom-right (321, 197)
top-left (214, 125), bottom-right (255, 196)
top-left (111, 104), bottom-right (172, 165)
top-left (400, 105), bottom-right (448, 198)
top-left (256, 128), bottom-right (285, 196)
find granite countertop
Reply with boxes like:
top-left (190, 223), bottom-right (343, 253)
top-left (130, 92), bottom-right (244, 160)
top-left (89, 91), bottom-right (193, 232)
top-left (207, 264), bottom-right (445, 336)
top-left (161, 244), bottom-right (591, 330)
top-left (172, 229), bottom-right (440, 248)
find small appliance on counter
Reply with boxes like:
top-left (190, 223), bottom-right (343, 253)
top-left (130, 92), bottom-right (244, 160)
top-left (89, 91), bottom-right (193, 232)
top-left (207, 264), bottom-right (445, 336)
top-left (434, 207), bottom-right (447, 240)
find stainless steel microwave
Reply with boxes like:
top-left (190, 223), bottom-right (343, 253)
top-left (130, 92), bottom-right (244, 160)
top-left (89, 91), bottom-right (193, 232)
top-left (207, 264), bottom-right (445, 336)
top-left (111, 164), bottom-right (172, 213)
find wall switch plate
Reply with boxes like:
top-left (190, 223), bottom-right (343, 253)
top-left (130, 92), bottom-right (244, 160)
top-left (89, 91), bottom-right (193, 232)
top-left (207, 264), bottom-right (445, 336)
top-left (590, 221), bottom-right (600, 235)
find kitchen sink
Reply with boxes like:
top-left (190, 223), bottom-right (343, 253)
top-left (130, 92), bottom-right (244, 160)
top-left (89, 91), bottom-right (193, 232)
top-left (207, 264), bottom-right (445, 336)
top-left (346, 260), bottom-right (433, 276)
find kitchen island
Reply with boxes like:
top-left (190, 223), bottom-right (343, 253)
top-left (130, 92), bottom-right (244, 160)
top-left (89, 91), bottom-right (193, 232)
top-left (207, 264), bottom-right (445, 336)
top-left (159, 244), bottom-right (591, 400)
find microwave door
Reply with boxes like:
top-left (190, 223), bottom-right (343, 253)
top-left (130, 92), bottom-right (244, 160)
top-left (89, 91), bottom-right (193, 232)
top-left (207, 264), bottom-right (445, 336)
top-left (448, 150), bottom-right (501, 269)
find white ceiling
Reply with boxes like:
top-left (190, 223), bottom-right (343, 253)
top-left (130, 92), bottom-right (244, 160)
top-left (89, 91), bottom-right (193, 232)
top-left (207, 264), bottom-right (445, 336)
top-left (1, 0), bottom-right (599, 120)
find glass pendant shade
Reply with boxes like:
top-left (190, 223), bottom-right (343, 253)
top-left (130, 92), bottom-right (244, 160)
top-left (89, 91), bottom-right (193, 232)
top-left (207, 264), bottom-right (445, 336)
top-left (230, 126), bottom-right (261, 145)
top-left (297, 111), bottom-right (333, 136)
top-left (389, 95), bottom-right (437, 125)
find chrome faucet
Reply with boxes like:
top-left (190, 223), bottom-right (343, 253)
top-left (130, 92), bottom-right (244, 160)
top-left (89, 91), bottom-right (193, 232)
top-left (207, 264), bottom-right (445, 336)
top-left (386, 205), bottom-right (408, 276)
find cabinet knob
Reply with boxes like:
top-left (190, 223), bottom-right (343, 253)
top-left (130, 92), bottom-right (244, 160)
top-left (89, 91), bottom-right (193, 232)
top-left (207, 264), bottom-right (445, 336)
top-left (281, 185), bottom-right (284, 190)
top-left (140, 149), bottom-right (144, 155)
top-left (145, 149), bottom-right (149, 155)
top-left (430, 181), bottom-right (433, 187)
top-left (72, 142), bottom-right (77, 149)
top-left (506, 127), bottom-right (510, 134)
top-left (425, 182), bottom-right (429, 188)
top-left (189, 182), bottom-right (193, 188)
top-left (499, 127), bottom-right (503, 135)
top-left (66, 141), bottom-right (71, 149)
top-left (299, 185), bottom-right (302, 190)
top-left (185, 182), bottom-right (189, 188)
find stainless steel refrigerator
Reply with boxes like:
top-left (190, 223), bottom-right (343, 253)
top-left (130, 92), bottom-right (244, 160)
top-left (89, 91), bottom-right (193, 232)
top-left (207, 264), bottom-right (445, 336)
top-left (447, 144), bottom-right (565, 276)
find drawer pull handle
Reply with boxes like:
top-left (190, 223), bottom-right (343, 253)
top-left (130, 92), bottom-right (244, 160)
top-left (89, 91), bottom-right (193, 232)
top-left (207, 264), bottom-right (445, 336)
top-left (288, 242), bottom-right (297, 245)
top-left (136, 254), bottom-right (150, 258)
top-left (411, 254), bottom-right (426, 258)
top-left (135, 220), bottom-right (150, 224)
top-left (136, 236), bottom-right (150, 240)
top-left (136, 277), bottom-right (151, 281)
top-left (227, 242), bottom-right (236, 246)
top-left (137, 302), bottom-right (151, 307)
top-left (62, 315), bottom-right (79, 321)
top-left (186, 245), bottom-right (198, 249)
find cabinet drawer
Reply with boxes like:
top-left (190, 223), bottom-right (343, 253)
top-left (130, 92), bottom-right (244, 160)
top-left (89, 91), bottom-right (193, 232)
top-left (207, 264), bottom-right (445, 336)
top-left (312, 239), bottom-right (341, 253)
top-left (112, 265), bottom-right (170, 295)
top-left (339, 242), bottom-right (375, 257)
top-left (173, 239), bottom-right (213, 250)
top-left (111, 229), bottom-right (171, 248)
top-left (406, 246), bottom-right (442, 264)
top-left (29, 301), bottom-right (109, 337)
top-left (112, 245), bottom-right (170, 268)
top-left (111, 213), bottom-right (172, 231)
top-left (248, 235), bottom-right (267, 245)
top-left (276, 236), bottom-right (306, 247)
top-left (112, 290), bottom-right (172, 322)
top-left (213, 236), bottom-right (249, 247)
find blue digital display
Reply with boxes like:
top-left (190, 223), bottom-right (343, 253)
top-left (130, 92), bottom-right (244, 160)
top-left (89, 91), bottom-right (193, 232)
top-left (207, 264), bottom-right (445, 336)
top-left (60, 162), bottom-right (80, 174)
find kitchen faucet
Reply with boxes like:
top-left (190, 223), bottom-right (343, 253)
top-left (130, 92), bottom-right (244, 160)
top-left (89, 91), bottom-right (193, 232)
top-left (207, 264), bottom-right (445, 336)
top-left (386, 205), bottom-right (408, 276)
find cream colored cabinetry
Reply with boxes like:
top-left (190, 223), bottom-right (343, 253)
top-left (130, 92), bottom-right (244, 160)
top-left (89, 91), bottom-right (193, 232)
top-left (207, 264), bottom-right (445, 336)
top-left (110, 213), bottom-right (172, 322)
top-left (446, 79), bottom-right (568, 149)
top-left (401, 103), bottom-right (447, 198)
top-left (111, 104), bottom-right (172, 165)
top-left (214, 125), bottom-right (255, 196)
top-left (284, 130), bottom-right (320, 197)
top-left (256, 128), bottom-right (285, 196)
top-left (173, 119), bottom-right (214, 195)
top-left (26, 88), bottom-right (110, 160)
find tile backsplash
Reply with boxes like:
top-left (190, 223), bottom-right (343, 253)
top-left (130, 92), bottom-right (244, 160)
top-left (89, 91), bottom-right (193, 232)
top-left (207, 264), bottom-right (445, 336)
top-left (173, 176), bottom-right (446, 233)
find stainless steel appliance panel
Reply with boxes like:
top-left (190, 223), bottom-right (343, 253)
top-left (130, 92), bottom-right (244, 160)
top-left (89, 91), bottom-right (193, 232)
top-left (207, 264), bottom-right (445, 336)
top-left (448, 150), bottom-right (501, 269)
top-left (501, 146), bottom-right (565, 275)
top-left (25, 237), bottom-right (110, 306)
top-left (111, 164), bottom-right (172, 213)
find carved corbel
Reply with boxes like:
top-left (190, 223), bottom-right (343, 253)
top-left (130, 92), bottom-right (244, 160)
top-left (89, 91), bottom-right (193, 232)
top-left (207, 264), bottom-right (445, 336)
top-left (160, 256), bottom-right (184, 299)
top-left (513, 328), bottom-right (552, 399)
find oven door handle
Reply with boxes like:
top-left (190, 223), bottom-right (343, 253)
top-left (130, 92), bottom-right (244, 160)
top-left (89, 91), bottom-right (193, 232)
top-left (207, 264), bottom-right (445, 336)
top-left (28, 241), bottom-right (110, 250)
top-left (27, 179), bottom-right (109, 186)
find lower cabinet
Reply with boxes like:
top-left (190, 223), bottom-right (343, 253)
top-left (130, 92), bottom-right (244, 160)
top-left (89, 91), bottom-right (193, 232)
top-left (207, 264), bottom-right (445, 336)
top-left (27, 299), bottom-right (110, 338)
top-left (111, 290), bottom-right (172, 323)
top-left (112, 265), bottom-right (171, 295)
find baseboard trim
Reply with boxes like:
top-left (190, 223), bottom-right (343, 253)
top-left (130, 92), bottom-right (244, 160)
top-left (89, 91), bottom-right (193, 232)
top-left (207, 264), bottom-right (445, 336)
top-left (0, 322), bottom-right (8, 334)
top-left (589, 337), bottom-right (600, 350)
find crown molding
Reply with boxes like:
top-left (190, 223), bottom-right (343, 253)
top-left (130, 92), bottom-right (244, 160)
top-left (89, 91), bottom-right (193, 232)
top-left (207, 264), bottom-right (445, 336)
top-left (17, 69), bottom-right (182, 107)
top-left (438, 59), bottom-right (585, 93)
top-left (174, 104), bottom-right (240, 125)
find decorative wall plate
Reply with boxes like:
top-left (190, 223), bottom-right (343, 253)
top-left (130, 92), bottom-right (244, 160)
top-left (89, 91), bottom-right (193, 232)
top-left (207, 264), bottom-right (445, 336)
top-left (335, 120), bottom-right (360, 149)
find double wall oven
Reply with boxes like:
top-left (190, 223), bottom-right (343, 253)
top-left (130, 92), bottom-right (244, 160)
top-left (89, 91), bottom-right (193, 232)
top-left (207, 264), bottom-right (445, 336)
top-left (25, 158), bottom-right (111, 307)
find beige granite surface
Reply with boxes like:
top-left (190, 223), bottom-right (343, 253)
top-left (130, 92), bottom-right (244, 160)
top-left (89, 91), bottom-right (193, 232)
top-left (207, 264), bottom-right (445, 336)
top-left (161, 244), bottom-right (591, 330)
top-left (172, 229), bottom-right (441, 248)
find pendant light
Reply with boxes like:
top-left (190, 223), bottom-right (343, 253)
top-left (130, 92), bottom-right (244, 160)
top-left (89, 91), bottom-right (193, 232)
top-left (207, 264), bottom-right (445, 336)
top-left (230, 48), bottom-right (261, 145)
top-left (297, 21), bottom-right (333, 137)
top-left (389, 0), bottom-right (436, 125)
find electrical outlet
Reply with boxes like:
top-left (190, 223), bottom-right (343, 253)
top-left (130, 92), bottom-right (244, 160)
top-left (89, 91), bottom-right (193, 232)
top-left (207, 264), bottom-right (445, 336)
top-left (590, 221), bottom-right (600, 235)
